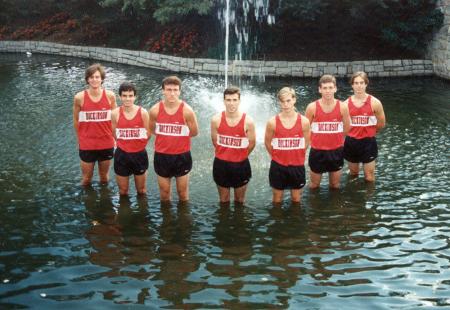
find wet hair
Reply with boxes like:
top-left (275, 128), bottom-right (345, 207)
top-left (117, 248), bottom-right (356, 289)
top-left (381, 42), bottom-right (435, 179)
top-left (119, 81), bottom-right (137, 96)
top-left (318, 74), bottom-right (336, 87)
top-left (350, 71), bottom-right (369, 85)
top-left (223, 86), bottom-right (240, 99)
top-left (162, 76), bottom-right (182, 89)
top-left (85, 63), bottom-right (105, 84)
top-left (277, 87), bottom-right (296, 100)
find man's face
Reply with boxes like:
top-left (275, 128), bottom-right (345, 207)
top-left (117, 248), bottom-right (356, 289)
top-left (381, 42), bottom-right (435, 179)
top-left (224, 93), bottom-right (240, 113)
top-left (352, 76), bottom-right (367, 95)
top-left (278, 93), bottom-right (296, 111)
top-left (162, 84), bottom-right (180, 103)
top-left (120, 90), bottom-right (136, 107)
top-left (87, 70), bottom-right (103, 88)
top-left (319, 82), bottom-right (337, 100)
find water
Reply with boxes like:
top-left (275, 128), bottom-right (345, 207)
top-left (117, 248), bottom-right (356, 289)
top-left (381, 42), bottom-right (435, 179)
top-left (0, 53), bottom-right (449, 308)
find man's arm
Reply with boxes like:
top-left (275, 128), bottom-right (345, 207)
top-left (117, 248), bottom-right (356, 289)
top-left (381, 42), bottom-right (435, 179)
top-left (148, 103), bottom-right (158, 136)
top-left (111, 108), bottom-right (119, 140)
top-left (184, 104), bottom-right (199, 137)
top-left (304, 102), bottom-right (315, 125)
top-left (141, 108), bottom-right (151, 140)
top-left (245, 115), bottom-right (256, 155)
top-left (341, 101), bottom-right (351, 135)
top-left (372, 97), bottom-right (386, 131)
top-left (73, 93), bottom-right (82, 143)
top-left (106, 90), bottom-right (117, 109)
top-left (264, 117), bottom-right (275, 156)
top-left (301, 115), bottom-right (311, 150)
top-left (210, 114), bottom-right (220, 148)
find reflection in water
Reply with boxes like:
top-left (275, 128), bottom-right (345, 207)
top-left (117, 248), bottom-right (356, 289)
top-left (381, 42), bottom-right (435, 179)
top-left (155, 202), bottom-right (201, 307)
top-left (83, 187), bottom-right (157, 304)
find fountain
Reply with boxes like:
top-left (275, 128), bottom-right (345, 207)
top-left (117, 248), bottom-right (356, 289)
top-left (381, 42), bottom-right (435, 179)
top-left (220, 0), bottom-right (276, 87)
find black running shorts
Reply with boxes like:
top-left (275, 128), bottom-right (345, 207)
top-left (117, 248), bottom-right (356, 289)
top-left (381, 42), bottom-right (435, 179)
top-left (269, 160), bottom-right (306, 190)
top-left (79, 148), bottom-right (114, 163)
top-left (344, 136), bottom-right (378, 164)
top-left (308, 147), bottom-right (344, 174)
top-left (114, 147), bottom-right (148, 177)
top-left (154, 151), bottom-right (192, 178)
top-left (213, 157), bottom-right (252, 188)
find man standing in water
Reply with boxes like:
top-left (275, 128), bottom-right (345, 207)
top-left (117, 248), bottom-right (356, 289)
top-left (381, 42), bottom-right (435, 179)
top-left (344, 71), bottom-right (386, 182)
top-left (265, 87), bottom-right (310, 204)
top-left (73, 63), bottom-right (116, 186)
top-left (305, 74), bottom-right (350, 189)
top-left (149, 76), bottom-right (198, 203)
top-left (210, 86), bottom-right (256, 205)
top-left (111, 82), bottom-right (150, 196)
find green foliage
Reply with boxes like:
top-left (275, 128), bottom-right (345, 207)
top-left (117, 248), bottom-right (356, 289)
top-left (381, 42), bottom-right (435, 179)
top-left (378, 0), bottom-right (444, 52)
top-left (152, 0), bottom-right (215, 24)
top-left (277, 0), bottom-right (444, 55)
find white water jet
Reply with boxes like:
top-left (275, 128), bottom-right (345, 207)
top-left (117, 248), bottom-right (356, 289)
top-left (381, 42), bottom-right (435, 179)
top-left (220, 0), bottom-right (276, 87)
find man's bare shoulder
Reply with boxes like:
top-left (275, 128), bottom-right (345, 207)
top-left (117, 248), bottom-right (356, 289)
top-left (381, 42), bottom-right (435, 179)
top-left (266, 115), bottom-right (276, 126)
top-left (300, 114), bottom-right (310, 124)
top-left (74, 90), bottom-right (84, 101)
top-left (245, 113), bottom-right (255, 125)
top-left (149, 102), bottom-right (160, 114)
top-left (105, 89), bottom-right (115, 98)
top-left (182, 101), bottom-right (195, 113)
top-left (370, 95), bottom-right (382, 105)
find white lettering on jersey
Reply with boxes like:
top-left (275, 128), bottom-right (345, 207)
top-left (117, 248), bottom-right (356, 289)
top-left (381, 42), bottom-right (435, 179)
top-left (155, 123), bottom-right (190, 136)
top-left (79, 110), bottom-right (111, 122)
top-left (271, 137), bottom-right (305, 150)
top-left (116, 128), bottom-right (147, 140)
top-left (217, 134), bottom-right (249, 149)
top-left (311, 122), bottom-right (343, 133)
top-left (350, 115), bottom-right (377, 127)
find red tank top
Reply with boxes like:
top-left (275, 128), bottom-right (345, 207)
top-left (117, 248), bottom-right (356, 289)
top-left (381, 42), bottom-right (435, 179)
top-left (311, 100), bottom-right (344, 150)
top-left (155, 101), bottom-right (190, 154)
top-left (116, 107), bottom-right (148, 153)
top-left (271, 114), bottom-right (306, 166)
top-left (78, 89), bottom-right (114, 150)
top-left (215, 112), bottom-right (249, 162)
top-left (348, 95), bottom-right (377, 139)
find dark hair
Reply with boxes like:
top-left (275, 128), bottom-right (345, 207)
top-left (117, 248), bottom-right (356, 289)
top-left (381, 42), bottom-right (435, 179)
top-left (119, 81), bottom-right (137, 95)
top-left (85, 63), bottom-right (105, 84)
top-left (223, 86), bottom-right (240, 99)
top-left (162, 76), bottom-right (182, 89)
top-left (350, 71), bottom-right (369, 85)
top-left (318, 74), bottom-right (336, 87)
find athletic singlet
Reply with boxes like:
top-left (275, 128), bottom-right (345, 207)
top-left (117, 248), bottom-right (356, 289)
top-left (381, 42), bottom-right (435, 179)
top-left (311, 100), bottom-right (344, 150)
top-left (271, 113), bottom-right (306, 166)
top-left (154, 101), bottom-right (190, 154)
top-left (215, 112), bottom-right (249, 162)
top-left (116, 107), bottom-right (148, 153)
top-left (78, 89), bottom-right (114, 150)
top-left (347, 95), bottom-right (377, 139)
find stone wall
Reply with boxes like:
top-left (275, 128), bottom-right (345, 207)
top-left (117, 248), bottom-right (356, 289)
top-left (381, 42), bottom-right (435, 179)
top-left (429, 0), bottom-right (450, 79)
top-left (0, 40), bottom-right (435, 78)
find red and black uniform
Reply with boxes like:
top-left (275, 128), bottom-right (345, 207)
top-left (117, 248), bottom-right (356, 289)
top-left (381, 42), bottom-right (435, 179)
top-left (269, 114), bottom-right (306, 190)
top-left (153, 101), bottom-right (192, 178)
top-left (344, 95), bottom-right (378, 163)
top-left (309, 100), bottom-right (344, 173)
top-left (78, 89), bottom-right (114, 162)
top-left (213, 112), bottom-right (251, 188)
top-left (114, 107), bottom-right (149, 176)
